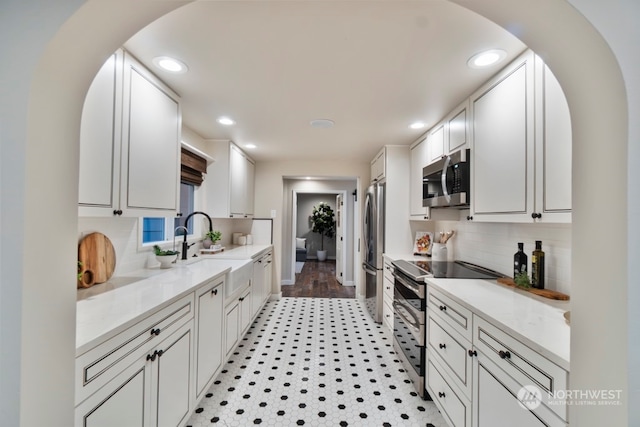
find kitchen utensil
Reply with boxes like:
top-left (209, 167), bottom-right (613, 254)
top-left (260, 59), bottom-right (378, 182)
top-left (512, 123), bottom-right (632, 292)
top-left (497, 277), bottom-right (570, 300)
top-left (441, 230), bottom-right (455, 244)
top-left (78, 232), bottom-right (116, 288)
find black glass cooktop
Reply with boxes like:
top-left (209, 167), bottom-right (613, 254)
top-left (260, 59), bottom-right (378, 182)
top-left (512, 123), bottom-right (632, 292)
top-left (392, 259), bottom-right (505, 281)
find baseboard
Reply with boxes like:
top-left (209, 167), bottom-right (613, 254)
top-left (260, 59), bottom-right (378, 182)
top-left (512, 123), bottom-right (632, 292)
top-left (342, 281), bottom-right (355, 287)
top-left (281, 280), bottom-right (294, 285)
top-left (269, 292), bottom-right (282, 301)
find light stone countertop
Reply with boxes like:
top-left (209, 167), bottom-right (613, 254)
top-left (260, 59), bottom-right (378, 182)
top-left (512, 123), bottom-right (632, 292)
top-left (75, 245), bottom-right (272, 356)
top-left (426, 277), bottom-right (570, 370)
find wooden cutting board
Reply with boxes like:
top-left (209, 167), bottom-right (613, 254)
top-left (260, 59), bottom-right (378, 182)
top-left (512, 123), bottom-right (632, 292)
top-left (497, 277), bottom-right (570, 301)
top-left (78, 232), bottom-right (116, 288)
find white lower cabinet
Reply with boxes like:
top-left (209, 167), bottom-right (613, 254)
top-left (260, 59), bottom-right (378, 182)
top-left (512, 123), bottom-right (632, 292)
top-left (224, 301), bottom-right (241, 357)
top-left (194, 278), bottom-right (224, 400)
top-left (426, 287), bottom-right (569, 427)
top-left (75, 321), bottom-right (193, 427)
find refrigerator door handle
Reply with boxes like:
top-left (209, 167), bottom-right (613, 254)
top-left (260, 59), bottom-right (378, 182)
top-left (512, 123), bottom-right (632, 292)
top-left (362, 263), bottom-right (377, 274)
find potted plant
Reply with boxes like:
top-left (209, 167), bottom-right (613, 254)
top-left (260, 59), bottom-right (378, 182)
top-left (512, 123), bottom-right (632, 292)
top-left (203, 230), bottom-right (222, 249)
top-left (310, 202), bottom-right (336, 262)
top-left (153, 245), bottom-right (179, 268)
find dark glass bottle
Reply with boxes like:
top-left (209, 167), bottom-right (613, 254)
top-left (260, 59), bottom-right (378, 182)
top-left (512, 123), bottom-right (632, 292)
top-left (531, 240), bottom-right (545, 289)
top-left (513, 242), bottom-right (528, 278)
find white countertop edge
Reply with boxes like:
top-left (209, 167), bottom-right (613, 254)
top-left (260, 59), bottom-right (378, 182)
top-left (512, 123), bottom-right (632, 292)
top-left (426, 278), bottom-right (570, 371)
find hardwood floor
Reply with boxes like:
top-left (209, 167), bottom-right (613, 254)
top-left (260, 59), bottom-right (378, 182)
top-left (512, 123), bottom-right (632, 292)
top-left (282, 260), bottom-right (355, 298)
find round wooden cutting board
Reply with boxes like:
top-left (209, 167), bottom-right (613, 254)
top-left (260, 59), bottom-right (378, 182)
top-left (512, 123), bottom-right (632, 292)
top-left (78, 232), bottom-right (116, 288)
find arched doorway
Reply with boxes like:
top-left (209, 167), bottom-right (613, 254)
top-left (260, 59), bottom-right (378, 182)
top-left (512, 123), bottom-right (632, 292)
top-left (1, 1), bottom-right (632, 426)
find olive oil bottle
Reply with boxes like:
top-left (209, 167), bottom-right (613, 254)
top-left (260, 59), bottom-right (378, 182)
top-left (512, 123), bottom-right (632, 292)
top-left (531, 240), bottom-right (545, 289)
top-left (513, 242), bottom-right (528, 279)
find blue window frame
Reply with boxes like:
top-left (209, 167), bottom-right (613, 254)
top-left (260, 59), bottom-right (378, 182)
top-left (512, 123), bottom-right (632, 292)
top-left (142, 182), bottom-right (196, 245)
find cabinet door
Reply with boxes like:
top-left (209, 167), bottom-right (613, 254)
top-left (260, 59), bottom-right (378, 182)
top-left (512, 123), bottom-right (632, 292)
top-left (474, 360), bottom-right (548, 427)
top-left (229, 144), bottom-right (246, 216)
top-left (245, 157), bottom-right (255, 216)
top-left (371, 149), bottom-right (385, 183)
top-left (263, 254), bottom-right (273, 304)
top-left (195, 280), bottom-right (223, 399)
top-left (409, 137), bottom-right (430, 219)
top-left (225, 302), bottom-right (240, 356)
top-left (252, 258), bottom-right (265, 319)
top-left (448, 101), bottom-right (469, 153)
top-left (155, 325), bottom-right (192, 427)
top-left (78, 51), bottom-right (122, 215)
top-left (239, 290), bottom-right (252, 335)
top-left (75, 364), bottom-right (148, 427)
top-left (471, 51), bottom-right (534, 221)
top-left (537, 64), bottom-right (571, 221)
top-left (428, 124), bottom-right (445, 164)
top-left (122, 52), bottom-right (180, 215)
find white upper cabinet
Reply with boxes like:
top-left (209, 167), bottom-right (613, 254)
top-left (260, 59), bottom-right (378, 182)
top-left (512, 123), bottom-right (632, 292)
top-left (78, 49), bottom-right (181, 217)
top-left (370, 148), bottom-right (385, 183)
top-left (469, 50), bottom-right (571, 223)
top-left (409, 136), bottom-right (431, 220)
top-left (447, 99), bottom-right (470, 153)
top-left (536, 63), bottom-right (572, 222)
top-left (427, 123), bottom-right (445, 164)
top-left (206, 141), bottom-right (255, 218)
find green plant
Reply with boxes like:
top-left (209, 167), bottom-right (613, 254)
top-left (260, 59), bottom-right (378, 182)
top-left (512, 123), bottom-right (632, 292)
top-left (77, 261), bottom-right (83, 282)
top-left (514, 271), bottom-right (532, 289)
top-left (153, 244), bottom-right (179, 256)
top-left (310, 202), bottom-right (336, 251)
top-left (205, 230), bottom-right (222, 242)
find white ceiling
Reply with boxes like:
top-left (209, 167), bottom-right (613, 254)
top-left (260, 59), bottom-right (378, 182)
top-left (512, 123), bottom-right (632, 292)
top-left (124, 1), bottom-right (526, 163)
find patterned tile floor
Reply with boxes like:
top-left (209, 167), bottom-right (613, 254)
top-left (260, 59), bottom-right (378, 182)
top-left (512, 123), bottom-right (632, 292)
top-left (186, 298), bottom-right (447, 427)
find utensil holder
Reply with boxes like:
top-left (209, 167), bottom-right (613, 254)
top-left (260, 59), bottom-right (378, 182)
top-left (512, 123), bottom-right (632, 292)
top-left (432, 243), bottom-right (448, 261)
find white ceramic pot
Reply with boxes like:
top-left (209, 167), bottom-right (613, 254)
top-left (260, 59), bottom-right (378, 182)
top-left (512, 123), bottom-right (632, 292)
top-left (317, 250), bottom-right (327, 262)
top-left (431, 243), bottom-right (448, 262)
top-left (156, 254), bottom-right (177, 268)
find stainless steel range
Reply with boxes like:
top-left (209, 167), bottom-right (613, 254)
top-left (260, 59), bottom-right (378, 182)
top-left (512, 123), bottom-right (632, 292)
top-left (390, 259), bottom-right (504, 398)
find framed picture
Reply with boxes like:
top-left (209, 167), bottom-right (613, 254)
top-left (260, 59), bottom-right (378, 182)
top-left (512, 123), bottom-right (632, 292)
top-left (413, 231), bottom-right (434, 256)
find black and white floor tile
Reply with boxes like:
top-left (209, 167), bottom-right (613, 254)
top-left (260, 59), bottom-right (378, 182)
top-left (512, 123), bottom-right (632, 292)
top-left (186, 298), bottom-right (446, 427)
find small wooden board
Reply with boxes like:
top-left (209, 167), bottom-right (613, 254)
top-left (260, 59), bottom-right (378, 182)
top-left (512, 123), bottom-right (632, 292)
top-left (78, 232), bottom-right (116, 288)
top-left (497, 277), bottom-right (570, 301)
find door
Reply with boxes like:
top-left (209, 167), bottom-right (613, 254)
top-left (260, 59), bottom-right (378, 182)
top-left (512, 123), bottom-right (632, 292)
top-left (195, 280), bottom-right (223, 399)
top-left (335, 194), bottom-right (344, 284)
top-left (155, 327), bottom-right (192, 427)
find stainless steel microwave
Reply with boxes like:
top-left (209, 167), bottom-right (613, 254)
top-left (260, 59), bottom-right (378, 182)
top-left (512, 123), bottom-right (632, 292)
top-left (422, 149), bottom-right (470, 208)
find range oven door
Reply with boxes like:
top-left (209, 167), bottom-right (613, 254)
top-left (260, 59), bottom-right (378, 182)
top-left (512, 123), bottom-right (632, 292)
top-left (392, 269), bottom-right (427, 398)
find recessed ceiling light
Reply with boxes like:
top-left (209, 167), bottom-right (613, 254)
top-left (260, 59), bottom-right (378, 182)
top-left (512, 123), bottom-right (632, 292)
top-left (409, 121), bottom-right (426, 130)
top-left (310, 119), bottom-right (334, 129)
top-left (244, 143), bottom-right (257, 149)
top-left (152, 56), bottom-right (188, 74)
top-left (467, 49), bottom-right (507, 69)
top-left (217, 117), bottom-right (235, 126)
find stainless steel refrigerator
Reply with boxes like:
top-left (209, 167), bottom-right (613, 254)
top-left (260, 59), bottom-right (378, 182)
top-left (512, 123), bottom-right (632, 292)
top-left (363, 182), bottom-right (384, 323)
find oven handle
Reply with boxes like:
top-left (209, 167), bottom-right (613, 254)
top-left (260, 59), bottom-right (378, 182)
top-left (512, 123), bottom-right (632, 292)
top-left (392, 271), bottom-right (425, 299)
top-left (393, 300), bottom-right (422, 334)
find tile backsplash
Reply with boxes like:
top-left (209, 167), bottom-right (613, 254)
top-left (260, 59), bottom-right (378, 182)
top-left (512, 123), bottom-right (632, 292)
top-left (429, 220), bottom-right (572, 295)
top-left (78, 217), bottom-right (254, 276)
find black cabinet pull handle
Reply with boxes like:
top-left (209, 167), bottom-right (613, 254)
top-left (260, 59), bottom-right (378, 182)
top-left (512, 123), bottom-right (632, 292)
top-left (439, 343), bottom-right (446, 349)
top-left (176, 212), bottom-right (183, 217)
top-left (113, 209), bottom-right (123, 216)
top-left (499, 350), bottom-right (511, 359)
top-left (211, 288), bottom-right (218, 295)
top-left (156, 349), bottom-right (164, 358)
top-left (150, 328), bottom-right (161, 336)
top-left (439, 305), bottom-right (447, 311)
top-left (531, 212), bottom-right (542, 219)
top-left (239, 297), bottom-right (244, 301)
top-left (466, 215), bottom-right (473, 221)
top-left (146, 352), bottom-right (156, 362)
top-left (468, 349), bottom-right (477, 357)
top-left (438, 392), bottom-right (445, 398)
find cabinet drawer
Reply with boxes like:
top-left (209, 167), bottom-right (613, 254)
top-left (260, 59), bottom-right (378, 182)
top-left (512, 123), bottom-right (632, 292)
top-left (427, 313), bottom-right (472, 399)
top-left (473, 315), bottom-right (569, 422)
top-left (383, 260), bottom-right (394, 284)
top-left (427, 287), bottom-right (473, 341)
top-left (427, 358), bottom-right (471, 427)
top-left (75, 293), bottom-right (194, 405)
top-left (383, 277), bottom-right (394, 302)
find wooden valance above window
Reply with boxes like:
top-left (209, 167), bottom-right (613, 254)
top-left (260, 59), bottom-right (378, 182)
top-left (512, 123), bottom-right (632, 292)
top-left (181, 148), bottom-right (207, 186)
